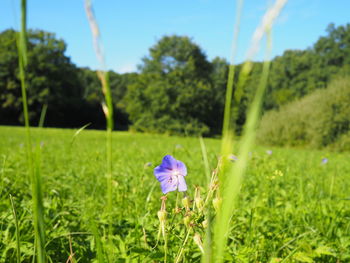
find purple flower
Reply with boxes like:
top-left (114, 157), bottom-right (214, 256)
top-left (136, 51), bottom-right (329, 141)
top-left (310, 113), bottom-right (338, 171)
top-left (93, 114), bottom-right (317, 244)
top-left (266, 150), bottom-right (273, 155)
top-left (228, 154), bottom-right (238, 162)
top-left (154, 155), bottom-right (187, 194)
top-left (322, 158), bottom-right (328, 164)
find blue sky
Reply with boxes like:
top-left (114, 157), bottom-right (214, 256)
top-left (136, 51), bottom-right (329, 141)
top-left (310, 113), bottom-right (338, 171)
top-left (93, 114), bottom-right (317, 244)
top-left (1, 0), bottom-right (350, 73)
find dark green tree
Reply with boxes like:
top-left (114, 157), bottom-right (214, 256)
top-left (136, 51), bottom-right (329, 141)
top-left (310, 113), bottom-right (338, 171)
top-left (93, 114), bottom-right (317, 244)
top-left (0, 29), bottom-right (86, 126)
top-left (125, 35), bottom-right (216, 135)
top-left (78, 68), bottom-right (137, 129)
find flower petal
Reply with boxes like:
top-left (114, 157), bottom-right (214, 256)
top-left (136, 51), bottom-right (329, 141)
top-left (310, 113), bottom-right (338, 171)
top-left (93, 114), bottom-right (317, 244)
top-left (176, 160), bottom-right (187, 176)
top-left (160, 179), bottom-right (178, 194)
top-left (154, 165), bottom-right (171, 182)
top-left (177, 176), bottom-right (187, 192)
top-left (161, 155), bottom-right (177, 170)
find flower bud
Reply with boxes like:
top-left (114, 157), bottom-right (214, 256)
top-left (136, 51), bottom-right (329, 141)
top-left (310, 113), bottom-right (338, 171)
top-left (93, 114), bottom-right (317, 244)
top-left (193, 233), bottom-right (204, 253)
top-left (212, 197), bottom-right (222, 212)
top-left (183, 215), bottom-right (191, 227)
top-left (202, 219), bottom-right (208, 228)
top-left (157, 210), bottom-right (167, 223)
top-left (195, 197), bottom-right (203, 212)
top-left (182, 196), bottom-right (191, 211)
top-left (194, 187), bottom-right (203, 211)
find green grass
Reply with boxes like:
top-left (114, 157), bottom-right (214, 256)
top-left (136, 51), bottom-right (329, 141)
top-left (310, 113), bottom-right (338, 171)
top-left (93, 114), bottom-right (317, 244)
top-left (1, 126), bottom-right (350, 262)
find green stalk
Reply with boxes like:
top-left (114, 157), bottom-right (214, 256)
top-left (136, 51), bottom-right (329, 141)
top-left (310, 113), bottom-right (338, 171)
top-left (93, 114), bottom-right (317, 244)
top-left (10, 194), bottom-right (21, 263)
top-left (203, 1), bottom-right (243, 262)
top-left (38, 104), bottom-right (48, 128)
top-left (84, 1), bottom-right (115, 261)
top-left (213, 30), bottom-right (272, 263)
top-left (174, 228), bottom-right (192, 263)
top-left (199, 136), bottom-right (211, 184)
top-left (211, 0), bottom-right (288, 260)
top-left (17, 0), bottom-right (46, 262)
top-left (221, 0), bottom-right (243, 139)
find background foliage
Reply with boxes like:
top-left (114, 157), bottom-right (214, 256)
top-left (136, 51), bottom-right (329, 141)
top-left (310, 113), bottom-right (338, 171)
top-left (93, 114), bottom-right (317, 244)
top-left (257, 77), bottom-right (350, 151)
top-left (1, 23), bottom-right (350, 144)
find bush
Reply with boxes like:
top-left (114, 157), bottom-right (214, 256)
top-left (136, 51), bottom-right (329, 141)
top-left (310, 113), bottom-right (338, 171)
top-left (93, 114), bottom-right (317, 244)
top-left (257, 77), bottom-right (350, 150)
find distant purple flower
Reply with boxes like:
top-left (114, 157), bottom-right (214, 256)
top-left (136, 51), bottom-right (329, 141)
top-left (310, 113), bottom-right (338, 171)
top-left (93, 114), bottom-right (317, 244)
top-left (322, 158), bottom-right (328, 164)
top-left (228, 154), bottom-right (238, 162)
top-left (154, 155), bottom-right (187, 194)
top-left (144, 162), bottom-right (152, 169)
top-left (266, 150), bottom-right (273, 155)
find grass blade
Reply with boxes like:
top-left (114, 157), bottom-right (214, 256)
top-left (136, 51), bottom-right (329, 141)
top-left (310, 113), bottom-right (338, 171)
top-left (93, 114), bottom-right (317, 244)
top-left (84, 1), bottom-right (115, 261)
top-left (212, 0), bottom-right (287, 261)
top-left (16, 0), bottom-right (46, 262)
top-left (9, 194), bottom-right (21, 263)
top-left (38, 104), bottom-right (48, 128)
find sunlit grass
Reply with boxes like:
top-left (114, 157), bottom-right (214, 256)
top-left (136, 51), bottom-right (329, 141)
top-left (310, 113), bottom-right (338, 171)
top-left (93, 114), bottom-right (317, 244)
top-left (1, 126), bottom-right (349, 262)
top-left (211, 0), bottom-right (287, 262)
top-left (17, 0), bottom-right (46, 262)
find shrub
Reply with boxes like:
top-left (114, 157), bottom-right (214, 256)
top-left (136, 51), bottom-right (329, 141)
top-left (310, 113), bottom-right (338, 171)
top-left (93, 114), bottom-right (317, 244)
top-left (257, 76), bottom-right (350, 150)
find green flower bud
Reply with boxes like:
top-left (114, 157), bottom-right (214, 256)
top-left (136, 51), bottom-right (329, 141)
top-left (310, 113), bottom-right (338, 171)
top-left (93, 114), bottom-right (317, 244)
top-left (212, 197), bottom-right (222, 212)
top-left (193, 233), bottom-right (204, 253)
top-left (183, 215), bottom-right (191, 227)
top-left (202, 219), bottom-right (208, 228)
top-left (182, 196), bottom-right (191, 211)
top-left (157, 210), bottom-right (167, 223)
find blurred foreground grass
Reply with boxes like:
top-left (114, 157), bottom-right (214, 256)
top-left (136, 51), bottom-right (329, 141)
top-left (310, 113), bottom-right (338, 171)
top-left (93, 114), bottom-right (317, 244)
top-left (1, 126), bottom-right (350, 262)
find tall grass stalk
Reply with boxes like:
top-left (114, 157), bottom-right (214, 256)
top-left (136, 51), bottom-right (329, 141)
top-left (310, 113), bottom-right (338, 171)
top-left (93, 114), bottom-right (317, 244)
top-left (38, 104), bottom-right (47, 128)
top-left (199, 136), bottom-right (211, 184)
top-left (210, 0), bottom-right (287, 262)
top-left (9, 194), bottom-right (21, 263)
top-left (17, 0), bottom-right (46, 262)
top-left (84, 1), bottom-right (115, 261)
top-left (221, 0), bottom-right (243, 145)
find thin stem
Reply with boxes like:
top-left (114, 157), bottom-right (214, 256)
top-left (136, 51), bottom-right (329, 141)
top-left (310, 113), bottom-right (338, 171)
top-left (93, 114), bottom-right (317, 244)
top-left (175, 228), bottom-right (192, 263)
top-left (84, 2), bottom-right (115, 261)
top-left (222, 0), bottom-right (243, 137)
top-left (10, 194), bottom-right (21, 263)
top-left (17, 1), bottom-right (46, 262)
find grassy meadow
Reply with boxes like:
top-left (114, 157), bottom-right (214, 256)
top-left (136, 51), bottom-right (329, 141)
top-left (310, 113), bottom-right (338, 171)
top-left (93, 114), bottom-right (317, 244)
top-left (1, 126), bottom-right (350, 262)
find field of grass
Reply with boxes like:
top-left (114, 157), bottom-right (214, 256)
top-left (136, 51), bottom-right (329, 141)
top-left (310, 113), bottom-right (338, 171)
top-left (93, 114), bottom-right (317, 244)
top-left (1, 125), bottom-right (350, 262)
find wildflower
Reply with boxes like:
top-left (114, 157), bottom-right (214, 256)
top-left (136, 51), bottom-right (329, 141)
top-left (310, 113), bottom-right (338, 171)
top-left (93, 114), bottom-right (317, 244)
top-left (266, 150), bottom-right (273, 155)
top-left (154, 155), bottom-right (187, 194)
top-left (322, 158), bottom-right (328, 164)
top-left (144, 162), bottom-right (152, 169)
top-left (228, 154), bottom-right (238, 162)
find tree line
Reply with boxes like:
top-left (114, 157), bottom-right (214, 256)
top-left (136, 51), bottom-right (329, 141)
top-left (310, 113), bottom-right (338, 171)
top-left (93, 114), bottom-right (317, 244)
top-left (1, 23), bottom-right (349, 135)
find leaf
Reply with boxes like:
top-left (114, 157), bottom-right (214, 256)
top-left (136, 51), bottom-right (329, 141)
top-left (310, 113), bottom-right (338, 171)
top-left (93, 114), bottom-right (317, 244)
top-left (315, 246), bottom-right (335, 257)
top-left (293, 252), bottom-right (314, 263)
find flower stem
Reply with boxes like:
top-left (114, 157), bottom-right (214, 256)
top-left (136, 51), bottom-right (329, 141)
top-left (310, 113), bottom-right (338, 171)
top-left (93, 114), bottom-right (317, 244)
top-left (174, 228), bottom-right (192, 263)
